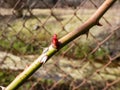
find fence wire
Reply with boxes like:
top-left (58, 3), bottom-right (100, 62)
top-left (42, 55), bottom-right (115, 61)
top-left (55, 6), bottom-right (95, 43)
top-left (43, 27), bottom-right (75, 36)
top-left (0, 0), bottom-right (120, 90)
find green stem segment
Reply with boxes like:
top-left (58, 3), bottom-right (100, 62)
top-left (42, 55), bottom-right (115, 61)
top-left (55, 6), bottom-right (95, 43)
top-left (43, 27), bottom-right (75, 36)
top-left (6, 0), bottom-right (116, 90)
top-left (5, 46), bottom-right (57, 90)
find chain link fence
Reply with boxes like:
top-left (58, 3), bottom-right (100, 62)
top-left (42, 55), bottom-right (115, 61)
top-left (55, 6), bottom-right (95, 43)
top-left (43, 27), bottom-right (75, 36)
top-left (0, 0), bottom-right (120, 90)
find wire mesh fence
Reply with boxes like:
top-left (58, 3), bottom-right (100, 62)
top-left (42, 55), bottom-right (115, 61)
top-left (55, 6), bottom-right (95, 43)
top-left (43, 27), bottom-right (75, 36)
top-left (0, 0), bottom-right (120, 90)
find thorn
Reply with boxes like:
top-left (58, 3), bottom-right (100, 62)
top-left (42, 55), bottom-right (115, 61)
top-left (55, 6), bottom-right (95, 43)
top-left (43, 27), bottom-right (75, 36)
top-left (40, 55), bottom-right (48, 63)
top-left (38, 54), bottom-right (48, 64)
top-left (25, 64), bottom-right (29, 70)
top-left (42, 47), bottom-right (49, 54)
top-left (97, 22), bottom-right (102, 26)
top-left (86, 31), bottom-right (89, 38)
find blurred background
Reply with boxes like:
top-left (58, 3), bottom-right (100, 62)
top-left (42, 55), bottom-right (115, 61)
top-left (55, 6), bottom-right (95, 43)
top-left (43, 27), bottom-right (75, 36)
top-left (0, 0), bottom-right (120, 90)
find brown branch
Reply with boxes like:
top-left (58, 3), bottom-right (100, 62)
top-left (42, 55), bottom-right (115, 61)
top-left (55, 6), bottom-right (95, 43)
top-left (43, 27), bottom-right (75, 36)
top-left (5, 0), bottom-right (116, 90)
top-left (59, 0), bottom-right (116, 47)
